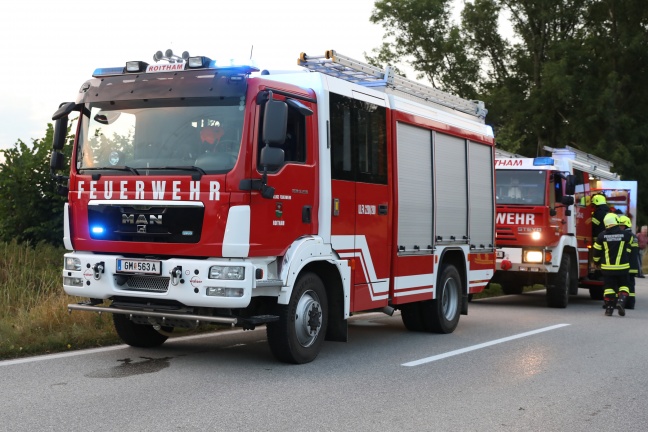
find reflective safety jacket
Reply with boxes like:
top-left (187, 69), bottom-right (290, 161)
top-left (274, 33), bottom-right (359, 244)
top-left (591, 204), bottom-right (610, 237)
top-left (593, 225), bottom-right (633, 273)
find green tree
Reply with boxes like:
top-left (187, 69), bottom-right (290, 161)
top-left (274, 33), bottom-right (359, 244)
top-left (0, 124), bottom-right (70, 245)
top-left (369, 0), bottom-right (648, 223)
top-left (368, 0), bottom-right (480, 97)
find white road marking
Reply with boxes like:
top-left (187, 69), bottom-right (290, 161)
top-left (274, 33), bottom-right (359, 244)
top-left (402, 324), bottom-right (571, 367)
top-left (0, 312), bottom-right (386, 368)
top-left (0, 327), bottom-right (261, 368)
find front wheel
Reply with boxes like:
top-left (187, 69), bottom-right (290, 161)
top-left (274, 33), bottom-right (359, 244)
top-left (113, 314), bottom-right (169, 348)
top-left (547, 254), bottom-right (570, 308)
top-left (421, 264), bottom-right (462, 334)
top-left (267, 272), bottom-right (328, 364)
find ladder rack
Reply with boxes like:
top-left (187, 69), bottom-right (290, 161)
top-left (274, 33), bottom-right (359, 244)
top-left (544, 145), bottom-right (619, 180)
top-left (495, 148), bottom-right (525, 158)
top-left (298, 50), bottom-right (487, 120)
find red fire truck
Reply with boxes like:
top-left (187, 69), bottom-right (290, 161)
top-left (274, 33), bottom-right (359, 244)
top-left (50, 49), bottom-right (496, 363)
top-left (491, 146), bottom-right (637, 306)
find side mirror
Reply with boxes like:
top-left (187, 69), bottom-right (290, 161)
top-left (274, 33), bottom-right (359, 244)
top-left (260, 146), bottom-right (285, 170)
top-left (565, 174), bottom-right (576, 195)
top-left (52, 102), bottom-right (76, 121)
top-left (262, 99), bottom-right (288, 145)
top-left (52, 101), bottom-right (77, 150)
top-left (53, 117), bottom-right (68, 150)
top-left (50, 151), bottom-right (65, 171)
top-left (561, 196), bottom-right (575, 206)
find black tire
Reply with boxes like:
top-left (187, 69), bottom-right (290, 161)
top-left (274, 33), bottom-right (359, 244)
top-left (567, 252), bottom-right (579, 295)
top-left (589, 286), bottom-right (604, 300)
top-left (421, 264), bottom-right (462, 334)
top-left (266, 272), bottom-right (328, 364)
top-left (113, 314), bottom-right (169, 348)
top-left (400, 302), bottom-right (425, 331)
top-left (547, 253), bottom-right (570, 308)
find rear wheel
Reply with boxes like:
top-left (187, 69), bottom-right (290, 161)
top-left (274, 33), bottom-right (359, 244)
top-left (421, 264), bottom-right (462, 334)
top-left (113, 314), bottom-right (169, 348)
top-left (266, 272), bottom-right (328, 364)
top-left (400, 303), bottom-right (425, 331)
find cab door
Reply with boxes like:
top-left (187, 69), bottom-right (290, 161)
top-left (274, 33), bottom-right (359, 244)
top-left (328, 91), bottom-right (391, 312)
top-left (248, 88), bottom-right (319, 257)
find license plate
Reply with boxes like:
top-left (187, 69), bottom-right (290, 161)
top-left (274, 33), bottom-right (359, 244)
top-left (116, 259), bottom-right (162, 275)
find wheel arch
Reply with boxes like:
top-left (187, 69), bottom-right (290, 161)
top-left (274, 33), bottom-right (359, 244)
top-left (437, 247), bottom-right (469, 315)
top-left (276, 236), bottom-right (350, 342)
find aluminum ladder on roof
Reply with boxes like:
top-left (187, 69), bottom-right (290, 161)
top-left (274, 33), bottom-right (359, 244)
top-left (297, 49), bottom-right (487, 120)
top-left (543, 145), bottom-right (619, 180)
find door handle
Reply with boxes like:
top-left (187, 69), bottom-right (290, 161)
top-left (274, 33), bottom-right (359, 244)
top-left (378, 204), bottom-right (388, 215)
top-left (302, 205), bottom-right (312, 223)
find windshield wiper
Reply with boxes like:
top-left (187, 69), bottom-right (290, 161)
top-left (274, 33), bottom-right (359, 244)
top-left (146, 166), bottom-right (207, 180)
top-left (79, 166), bottom-right (140, 180)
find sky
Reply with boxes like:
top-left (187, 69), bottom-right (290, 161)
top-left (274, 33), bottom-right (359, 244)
top-left (0, 0), bottom-right (472, 152)
top-left (0, 0), bottom-right (386, 150)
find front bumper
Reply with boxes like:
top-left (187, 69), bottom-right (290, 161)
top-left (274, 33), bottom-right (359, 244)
top-left (62, 252), bottom-right (255, 308)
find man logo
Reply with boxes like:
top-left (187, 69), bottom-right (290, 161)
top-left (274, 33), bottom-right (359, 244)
top-left (122, 214), bottom-right (163, 225)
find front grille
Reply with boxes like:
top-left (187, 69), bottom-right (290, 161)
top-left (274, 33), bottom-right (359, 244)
top-left (496, 226), bottom-right (516, 241)
top-left (88, 204), bottom-right (204, 243)
top-left (119, 276), bottom-right (170, 293)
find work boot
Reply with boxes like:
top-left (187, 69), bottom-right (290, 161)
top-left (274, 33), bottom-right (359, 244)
top-left (605, 306), bottom-right (614, 316)
top-left (616, 300), bottom-right (626, 317)
top-left (626, 297), bottom-right (635, 310)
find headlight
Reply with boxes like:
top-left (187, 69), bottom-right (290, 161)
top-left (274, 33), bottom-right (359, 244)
top-left (523, 250), bottom-right (543, 263)
top-left (65, 257), bottom-right (82, 271)
top-left (209, 265), bottom-right (245, 280)
top-left (531, 231), bottom-right (541, 240)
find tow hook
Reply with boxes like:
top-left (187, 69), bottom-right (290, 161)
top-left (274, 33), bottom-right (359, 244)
top-left (93, 262), bottom-right (105, 280)
top-left (170, 266), bottom-right (183, 286)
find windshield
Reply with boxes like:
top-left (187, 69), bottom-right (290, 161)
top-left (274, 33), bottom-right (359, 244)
top-left (496, 170), bottom-right (547, 205)
top-left (77, 97), bottom-right (245, 174)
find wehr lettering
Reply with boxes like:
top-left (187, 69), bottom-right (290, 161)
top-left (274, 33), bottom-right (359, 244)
top-left (495, 213), bottom-right (536, 225)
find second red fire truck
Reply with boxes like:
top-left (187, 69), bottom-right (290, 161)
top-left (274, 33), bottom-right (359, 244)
top-left (491, 146), bottom-right (637, 307)
top-left (51, 49), bottom-right (496, 363)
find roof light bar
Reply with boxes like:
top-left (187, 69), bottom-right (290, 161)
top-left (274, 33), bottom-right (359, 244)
top-left (533, 157), bottom-right (555, 166)
top-left (125, 61), bottom-right (149, 73)
top-left (187, 56), bottom-right (212, 69)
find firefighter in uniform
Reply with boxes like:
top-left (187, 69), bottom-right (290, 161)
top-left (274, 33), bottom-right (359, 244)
top-left (591, 194), bottom-right (610, 238)
top-left (617, 215), bottom-right (639, 309)
top-left (592, 213), bottom-right (633, 316)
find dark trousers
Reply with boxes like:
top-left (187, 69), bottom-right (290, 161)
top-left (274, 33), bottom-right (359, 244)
top-left (603, 272), bottom-right (630, 305)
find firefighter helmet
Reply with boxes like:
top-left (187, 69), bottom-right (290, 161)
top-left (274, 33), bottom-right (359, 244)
top-left (617, 215), bottom-right (632, 228)
top-left (604, 213), bottom-right (619, 228)
top-left (592, 194), bottom-right (607, 206)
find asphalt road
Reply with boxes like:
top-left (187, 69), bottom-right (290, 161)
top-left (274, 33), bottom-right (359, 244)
top-left (2, 279), bottom-right (648, 432)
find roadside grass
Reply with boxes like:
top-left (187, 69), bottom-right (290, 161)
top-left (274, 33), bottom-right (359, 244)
top-left (0, 240), bottom-right (120, 359)
top-left (1, 240), bottom-right (647, 360)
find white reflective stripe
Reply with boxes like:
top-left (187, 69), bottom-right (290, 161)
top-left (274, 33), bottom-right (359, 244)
top-left (332, 235), bottom-right (389, 300)
top-left (63, 203), bottom-right (73, 250)
top-left (222, 205), bottom-right (250, 257)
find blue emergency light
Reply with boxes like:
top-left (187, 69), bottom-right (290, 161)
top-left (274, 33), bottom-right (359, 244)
top-left (533, 157), bottom-right (555, 166)
top-left (91, 226), bottom-right (105, 235)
